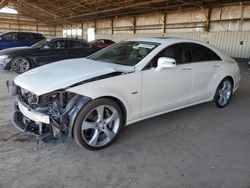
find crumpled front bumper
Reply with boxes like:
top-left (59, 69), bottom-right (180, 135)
top-left (12, 100), bottom-right (51, 139)
top-left (17, 100), bottom-right (50, 124)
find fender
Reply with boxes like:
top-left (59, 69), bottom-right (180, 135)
top-left (66, 72), bottom-right (142, 123)
top-left (67, 95), bottom-right (91, 140)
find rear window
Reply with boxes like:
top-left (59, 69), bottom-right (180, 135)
top-left (189, 43), bottom-right (221, 62)
top-left (68, 40), bottom-right (89, 48)
top-left (33, 33), bottom-right (45, 40)
top-left (104, 39), bottom-right (114, 43)
top-left (18, 33), bottom-right (33, 40)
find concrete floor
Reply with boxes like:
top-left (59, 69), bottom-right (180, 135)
top-left (0, 60), bottom-right (249, 188)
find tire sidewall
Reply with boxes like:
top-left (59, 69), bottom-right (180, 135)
top-left (214, 78), bottom-right (233, 108)
top-left (73, 98), bottom-right (123, 150)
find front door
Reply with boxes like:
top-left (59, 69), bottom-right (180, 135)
top-left (141, 43), bottom-right (194, 117)
top-left (36, 39), bottom-right (68, 65)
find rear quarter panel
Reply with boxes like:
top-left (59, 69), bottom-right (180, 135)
top-left (207, 58), bottom-right (241, 100)
top-left (221, 58), bottom-right (241, 92)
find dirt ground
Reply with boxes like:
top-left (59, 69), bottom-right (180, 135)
top-left (0, 60), bottom-right (250, 188)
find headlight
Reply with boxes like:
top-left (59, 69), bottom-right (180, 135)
top-left (0, 55), bottom-right (9, 60)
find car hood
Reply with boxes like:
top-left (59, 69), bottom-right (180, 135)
top-left (14, 58), bottom-right (134, 96)
top-left (0, 46), bottom-right (39, 55)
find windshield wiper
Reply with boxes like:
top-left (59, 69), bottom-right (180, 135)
top-left (100, 59), bottom-right (113, 63)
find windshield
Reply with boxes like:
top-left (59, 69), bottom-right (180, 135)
top-left (31, 39), bottom-right (50, 48)
top-left (87, 41), bottom-right (160, 66)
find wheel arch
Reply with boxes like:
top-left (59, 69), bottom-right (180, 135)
top-left (20, 55), bottom-right (35, 68)
top-left (212, 75), bottom-right (234, 99)
top-left (99, 96), bottom-right (127, 126)
top-left (67, 94), bottom-right (128, 140)
top-left (223, 75), bottom-right (234, 87)
top-left (11, 55), bottom-right (34, 69)
top-left (216, 75), bottom-right (234, 90)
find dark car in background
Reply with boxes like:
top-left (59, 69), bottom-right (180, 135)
top-left (90, 39), bottom-right (115, 48)
top-left (0, 32), bottom-right (45, 50)
top-left (0, 38), bottom-right (101, 73)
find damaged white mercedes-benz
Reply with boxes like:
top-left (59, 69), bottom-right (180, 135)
top-left (7, 37), bottom-right (241, 150)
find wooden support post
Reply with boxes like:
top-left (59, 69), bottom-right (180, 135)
top-left (163, 12), bottom-right (167, 33)
top-left (205, 8), bottom-right (211, 32)
top-left (111, 19), bottom-right (114, 35)
top-left (94, 21), bottom-right (97, 35)
top-left (133, 17), bottom-right (136, 34)
top-left (81, 22), bottom-right (84, 39)
top-left (240, 5), bottom-right (244, 31)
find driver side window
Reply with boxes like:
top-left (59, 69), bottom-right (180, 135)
top-left (46, 40), bottom-right (67, 49)
top-left (145, 43), bottom-right (189, 69)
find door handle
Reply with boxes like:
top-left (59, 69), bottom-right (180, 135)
top-left (181, 68), bottom-right (192, 71)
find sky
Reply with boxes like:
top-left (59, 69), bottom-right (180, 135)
top-left (0, 7), bottom-right (18, 14)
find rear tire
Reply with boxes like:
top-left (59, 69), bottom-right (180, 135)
top-left (214, 78), bottom-right (233, 108)
top-left (11, 56), bottom-right (31, 74)
top-left (73, 98), bottom-right (123, 150)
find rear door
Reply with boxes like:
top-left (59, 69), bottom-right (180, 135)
top-left (187, 43), bottom-right (222, 103)
top-left (17, 33), bottom-right (35, 47)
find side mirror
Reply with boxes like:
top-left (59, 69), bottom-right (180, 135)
top-left (156, 57), bottom-right (176, 71)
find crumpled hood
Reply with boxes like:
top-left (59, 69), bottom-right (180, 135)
top-left (14, 58), bottom-right (134, 96)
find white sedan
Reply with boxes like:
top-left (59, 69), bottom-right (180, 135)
top-left (9, 37), bottom-right (241, 150)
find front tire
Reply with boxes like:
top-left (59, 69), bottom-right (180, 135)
top-left (11, 56), bottom-right (31, 74)
top-left (214, 78), bottom-right (233, 108)
top-left (73, 98), bottom-right (123, 150)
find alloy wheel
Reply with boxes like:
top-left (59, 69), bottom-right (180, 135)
top-left (12, 57), bottom-right (30, 73)
top-left (218, 80), bottom-right (232, 106)
top-left (81, 105), bottom-right (120, 147)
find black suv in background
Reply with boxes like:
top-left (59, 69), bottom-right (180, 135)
top-left (0, 32), bottom-right (45, 50)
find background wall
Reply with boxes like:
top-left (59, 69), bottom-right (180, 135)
top-left (0, 13), bottom-right (62, 38)
top-left (1, 4), bottom-right (250, 58)
top-left (62, 4), bottom-right (250, 58)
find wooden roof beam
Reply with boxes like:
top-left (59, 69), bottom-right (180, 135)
top-left (53, 0), bottom-right (171, 22)
top-left (13, 0), bottom-right (72, 25)
top-left (17, 0), bottom-right (60, 18)
top-left (0, 0), bottom-right (8, 8)
top-left (62, 3), bottom-right (197, 22)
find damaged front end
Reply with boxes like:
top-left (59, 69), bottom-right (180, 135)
top-left (7, 81), bottom-right (90, 142)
